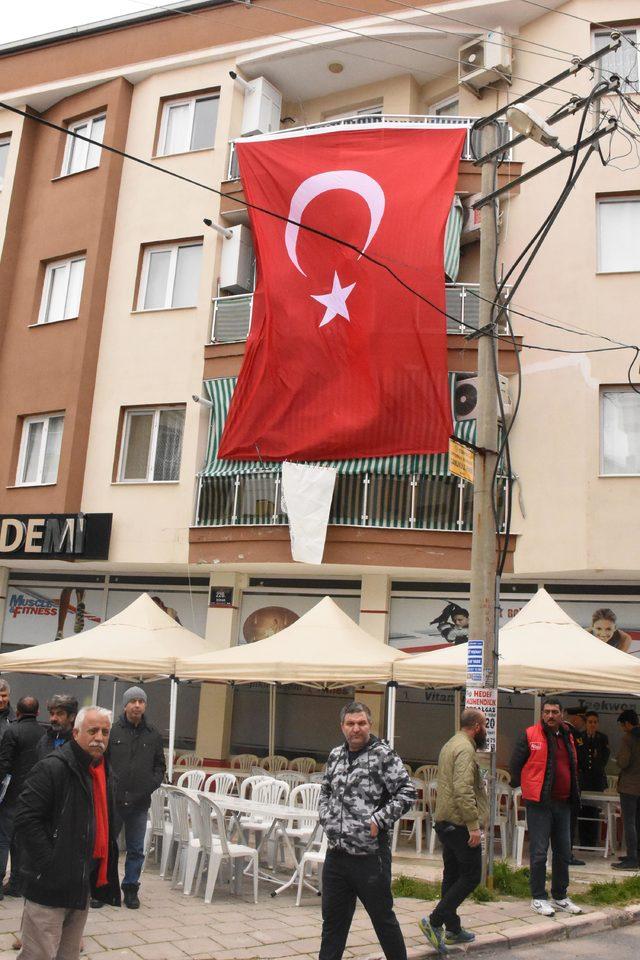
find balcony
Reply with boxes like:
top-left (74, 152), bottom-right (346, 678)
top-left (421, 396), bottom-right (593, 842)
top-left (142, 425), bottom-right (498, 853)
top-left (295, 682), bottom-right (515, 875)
top-left (209, 284), bottom-right (508, 344)
top-left (226, 114), bottom-right (512, 180)
top-left (194, 472), bottom-right (508, 532)
top-left (220, 115), bottom-right (520, 221)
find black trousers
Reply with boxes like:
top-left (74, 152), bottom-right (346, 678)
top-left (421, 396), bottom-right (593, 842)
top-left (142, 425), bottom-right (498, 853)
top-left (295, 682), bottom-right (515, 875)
top-left (526, 801), bottom-right (571, 900)
top-left (430, 823), bottom-right (482, 933)
top-left (319, 844), bottom-right (407, 960)
top-left (619, 793), bottom-right (640, 861)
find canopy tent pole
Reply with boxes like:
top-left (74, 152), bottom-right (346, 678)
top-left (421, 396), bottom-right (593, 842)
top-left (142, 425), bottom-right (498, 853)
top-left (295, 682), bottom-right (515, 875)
top-left (533, 692), bottom-right (541, 723)
top-left (454, 689), bottom-right (462, 732)
top-left (168, 678), bottom-right (178, 782)
top-left (111, 681), bottom-right (117, 717)
top-left (91, 675), bottom-right (100, 705)
top-left (385, 681), bottom-right (397, 747)
top-left (268, 684), bottom-right (276, 757)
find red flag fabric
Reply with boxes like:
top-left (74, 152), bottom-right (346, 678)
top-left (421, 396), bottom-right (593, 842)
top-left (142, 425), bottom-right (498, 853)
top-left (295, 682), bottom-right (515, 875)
top-left (218, 126), bottom-right (465, 461)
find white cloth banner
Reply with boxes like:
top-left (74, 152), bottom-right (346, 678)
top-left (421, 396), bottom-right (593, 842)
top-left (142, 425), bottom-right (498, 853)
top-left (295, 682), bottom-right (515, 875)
top-left (282, 461), bottom-right (337, 564)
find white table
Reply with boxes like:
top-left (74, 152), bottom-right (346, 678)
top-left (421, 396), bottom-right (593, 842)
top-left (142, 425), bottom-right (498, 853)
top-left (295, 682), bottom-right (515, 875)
top-left (577, 790), bottom-right (620, 857)
top-left (195, 791), bottom-right (320, 897)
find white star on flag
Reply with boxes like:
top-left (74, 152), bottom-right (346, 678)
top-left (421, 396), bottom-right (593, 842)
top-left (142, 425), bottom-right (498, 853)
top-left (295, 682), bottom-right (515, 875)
top-left (311, 272), bottom-right (356, 328)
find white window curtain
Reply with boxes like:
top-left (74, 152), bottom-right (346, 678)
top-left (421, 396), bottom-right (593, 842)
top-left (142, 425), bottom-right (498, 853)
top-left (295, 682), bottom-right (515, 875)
top-left (598, 199), bottom-right (640, 273)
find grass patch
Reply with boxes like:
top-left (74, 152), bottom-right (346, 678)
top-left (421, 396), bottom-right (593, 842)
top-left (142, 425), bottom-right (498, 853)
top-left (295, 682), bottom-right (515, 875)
top-left (491, 861), bottom-right (531, 898)
top-left (393, 862), bottom-right (531, 904)
top-left (392, 874), bottom-right (441, 901)
top-left (575, 875), bottom-right (640, 907)
top-left (471, 884), bottom-right (498, 902)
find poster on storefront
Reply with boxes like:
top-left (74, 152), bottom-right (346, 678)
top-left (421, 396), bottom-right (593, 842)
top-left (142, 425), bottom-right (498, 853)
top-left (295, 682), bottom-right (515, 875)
top-left (238, 592), bottom-right (360, 645)
top-left (2, 584), bottom-right (105, 646)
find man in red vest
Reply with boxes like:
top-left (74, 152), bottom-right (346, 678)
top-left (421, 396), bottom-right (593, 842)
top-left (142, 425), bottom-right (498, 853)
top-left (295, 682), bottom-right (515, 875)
top-left (510, 698), bottom-right (583, 918)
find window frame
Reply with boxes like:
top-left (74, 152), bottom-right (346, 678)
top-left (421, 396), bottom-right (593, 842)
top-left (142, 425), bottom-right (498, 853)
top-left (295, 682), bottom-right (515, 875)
top-left (157, 93), bottom-right (220, 157)
top-left (599, 385), bottom-right (640, 477)
top-left (117, 405), bottom-right (185, 484)
top-left (596, 195), bottom-right (640, 274)
top-left (137, 241), bottom-right (203, 311)
top-left (37, 255), bottom-right (86, 325)
top-left (0, 136), bottom-right (11, 189)
top-left (322, 102), bottom-right (384, 122)
top-left (431, 95), bottom-right (460, 116)
top-left (60, 113), bottom-right (106, 177)
top-left (16, 412), bottom-right (64, 487)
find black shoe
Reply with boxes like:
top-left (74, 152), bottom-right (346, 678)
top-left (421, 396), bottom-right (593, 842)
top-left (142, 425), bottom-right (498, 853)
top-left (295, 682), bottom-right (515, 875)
top-left (122, 883), bottom-right (140, 909)
top-left (2, 885), bottom-right (20, 898)
top-left (90, 898), bottom-right (104, 908)
top-left (612, 859), bottom-right (639, 870)
top-left (569, 856), bottom-right (586, 866)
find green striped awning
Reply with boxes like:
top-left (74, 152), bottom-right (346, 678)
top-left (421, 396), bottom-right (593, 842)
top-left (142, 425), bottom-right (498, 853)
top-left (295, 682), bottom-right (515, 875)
top-left (200, 374), bottom-right (476, 479)
top-left (444, 197), bottom-right (464, 283)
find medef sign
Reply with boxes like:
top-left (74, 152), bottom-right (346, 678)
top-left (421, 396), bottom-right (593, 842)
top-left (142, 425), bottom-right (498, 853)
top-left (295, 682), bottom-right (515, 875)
top-left (0, 514), bottom-right (112, 560)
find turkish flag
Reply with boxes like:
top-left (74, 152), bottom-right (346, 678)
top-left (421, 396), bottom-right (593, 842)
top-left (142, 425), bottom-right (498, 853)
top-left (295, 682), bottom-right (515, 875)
top-left (218, 126), bottom-right (465, 461)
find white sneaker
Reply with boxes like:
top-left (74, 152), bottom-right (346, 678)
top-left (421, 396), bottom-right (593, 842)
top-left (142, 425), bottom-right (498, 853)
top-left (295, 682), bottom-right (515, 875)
top-left (552, 897), bottom-right (582, 915)
top-left (531, 898), bottom-right (555, 916)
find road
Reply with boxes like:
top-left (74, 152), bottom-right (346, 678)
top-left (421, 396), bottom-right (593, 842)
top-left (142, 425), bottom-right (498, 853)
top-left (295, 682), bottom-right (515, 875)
top-left (507, 924), bottom-right (640, 960)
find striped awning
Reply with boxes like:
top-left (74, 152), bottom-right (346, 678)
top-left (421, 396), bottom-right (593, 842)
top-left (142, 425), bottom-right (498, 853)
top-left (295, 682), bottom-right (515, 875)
top-left (445, 196), bottom-right (464, 282)
top-left (200, 374), bottom-right (476, 479)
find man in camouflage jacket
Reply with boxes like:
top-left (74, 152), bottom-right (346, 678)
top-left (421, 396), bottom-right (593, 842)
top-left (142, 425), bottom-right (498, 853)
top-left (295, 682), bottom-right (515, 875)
top-left (318, 701), bottom-right (415, 960)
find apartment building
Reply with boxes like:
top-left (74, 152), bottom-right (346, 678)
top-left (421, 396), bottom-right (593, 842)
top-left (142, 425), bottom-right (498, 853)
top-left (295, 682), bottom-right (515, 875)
top-left (0, 0), bottom-right (638, 762)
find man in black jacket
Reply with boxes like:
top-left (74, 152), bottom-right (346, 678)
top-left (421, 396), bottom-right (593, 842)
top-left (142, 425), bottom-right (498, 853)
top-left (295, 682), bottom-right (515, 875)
top-left (14, 705), bottom-right (120, 960)
top-left (107, 686), bottom-right (165, 908)
top-left (0, 681), bottom-right (14, 740)
top-left (0, 696), bottom-right (42, 897)
top-left (36, 694), bottom-right (78, 761)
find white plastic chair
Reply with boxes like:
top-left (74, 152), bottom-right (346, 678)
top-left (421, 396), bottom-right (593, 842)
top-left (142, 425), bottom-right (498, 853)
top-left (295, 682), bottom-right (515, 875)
top-left (196, 794), bottom-right (259, 903)
top-left (204, 772), bottom-right (237, 796)
top-left (282, 783), bottom-right (321, 853)
top-left (230, 754), bottom-right (259, 772)
top-left (251, 765), bottom-right (272, 777)
top-left (240, 775), bottom-right (272, 800)
top-left (392, 779), bottom-right (428, 855)
top-left (144, 787), bottom-right (169, 868)
top-left (512, 787), bottom-right (528, 867)
top-left (291, 757), bottom-right (316, 774)
top-left (296, 832), bottom-right (328, 906)
top-left (240, 779), bottom-right (290, 857)
top-left (175, 752), bottom-right (203, 768)
top-left (414, 764), bottom-right (438, 784)
top-left (263, 755), bottom-right (288, 772)
top-left (177, 769), bottom-right (206, 791)
top-left (163, 786), bottom-right (194, 888)
top-left (309, 772), bottom-right (325, 783)
top-left (278, 771), bottom-right (308, 789)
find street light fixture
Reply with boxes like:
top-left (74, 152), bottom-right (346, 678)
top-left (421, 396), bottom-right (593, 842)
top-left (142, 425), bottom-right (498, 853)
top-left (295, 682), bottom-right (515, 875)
top-left (506, 102), bottom-right (562, 149)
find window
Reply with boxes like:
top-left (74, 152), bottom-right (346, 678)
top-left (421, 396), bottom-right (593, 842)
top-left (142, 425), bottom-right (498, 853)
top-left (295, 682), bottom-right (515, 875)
top-left (0, 137), bottom-right (10, 188)
top-left (16, 414), bottom-right (64, 486)
top-left (138, 242), bottom-right (202, 310)
top-left (119, 407), bottom-right (185, 482)
top-left (597, 197), bottom-right (640, 273)
top-left (158, 94), bottom-right (219, 155)
top-left (324, 103), bottom-right (383, 122)
top-left (38, 256), bottom-right (86, 324)
top-left (594, 29), bottom-right (639, 93)
top-left (432, 96), bottom-right (460, 117)
top-left (61, 114), bottom-right (105, 176)
top-left (601, 388), bottom-right (640, 475)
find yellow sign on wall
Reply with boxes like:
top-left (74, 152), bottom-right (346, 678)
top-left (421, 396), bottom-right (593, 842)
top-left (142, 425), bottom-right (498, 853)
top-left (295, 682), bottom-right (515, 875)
top-left (449, 438), bottom-right (474, 483)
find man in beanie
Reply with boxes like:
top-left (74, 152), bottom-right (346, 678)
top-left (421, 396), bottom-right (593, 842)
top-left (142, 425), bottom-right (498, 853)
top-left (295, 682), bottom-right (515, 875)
top-left (106, 687), bottom-right (165, 908)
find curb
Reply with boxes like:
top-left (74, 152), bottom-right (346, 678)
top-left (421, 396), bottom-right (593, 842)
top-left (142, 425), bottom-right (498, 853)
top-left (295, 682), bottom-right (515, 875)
top-left (396, 904), bottom-right (640, 959)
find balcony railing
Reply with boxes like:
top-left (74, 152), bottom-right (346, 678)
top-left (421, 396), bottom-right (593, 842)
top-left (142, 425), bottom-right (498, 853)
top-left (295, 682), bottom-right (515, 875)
top-left (195, 472), bottom-right (509, 532)
top-left (209, 284), bottom-right (508, 343)
top-left (226, 114), bottom-right (511, 179)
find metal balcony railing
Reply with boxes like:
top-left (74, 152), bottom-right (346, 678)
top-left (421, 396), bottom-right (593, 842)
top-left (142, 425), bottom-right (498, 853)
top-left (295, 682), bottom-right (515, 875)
top-left (194, 472), bottom-right (509, 531)
top-left (226, 114), bottom-right (512, 180)
top-left (209, 283), bottom-right (509, 343)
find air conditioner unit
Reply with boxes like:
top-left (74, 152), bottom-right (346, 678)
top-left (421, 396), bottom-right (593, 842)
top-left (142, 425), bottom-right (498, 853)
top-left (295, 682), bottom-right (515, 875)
top-left (458, 30), bottom-right (512, 95)
top-left (454, 374), bottom-right (512, 421)
top-left (240, 76), bottom-right (282, 136)
top-left (219, 225), bottom-right (255, 294)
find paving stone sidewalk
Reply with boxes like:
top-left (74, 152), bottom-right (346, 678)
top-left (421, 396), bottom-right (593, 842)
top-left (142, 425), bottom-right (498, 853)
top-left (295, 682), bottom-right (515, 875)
top-left (0, 859), bottom-right (638, 960)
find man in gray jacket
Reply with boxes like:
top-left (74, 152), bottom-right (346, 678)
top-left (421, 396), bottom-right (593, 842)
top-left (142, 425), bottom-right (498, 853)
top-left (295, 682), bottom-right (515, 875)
top-left (318, 701), bottom-right (415, 960)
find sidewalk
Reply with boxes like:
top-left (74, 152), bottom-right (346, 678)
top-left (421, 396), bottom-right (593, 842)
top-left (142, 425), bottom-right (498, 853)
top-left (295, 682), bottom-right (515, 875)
top-left (0, 859), bottom-right (638, 960)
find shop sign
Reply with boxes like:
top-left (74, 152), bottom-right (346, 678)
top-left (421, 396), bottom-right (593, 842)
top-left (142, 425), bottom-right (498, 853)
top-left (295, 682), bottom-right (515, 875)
top-left (0, 514), bottom-right (112, 560)
top-left (448, 438), bottom-right (474, 482)
top-left (210, 586), bottom-right (235, 608)
top-left (465, 686), bottom-right (498, 751)
top-left (466, 638), bottom-right (484, 685)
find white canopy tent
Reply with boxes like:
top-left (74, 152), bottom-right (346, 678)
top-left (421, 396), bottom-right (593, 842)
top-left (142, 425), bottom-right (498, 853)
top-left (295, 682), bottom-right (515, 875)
top-left (0, 593), bottom-right (212, 777)
top-left (394, 587), bottom-right (640, 694)
top-left (176, 596), bottom-right (410, 750)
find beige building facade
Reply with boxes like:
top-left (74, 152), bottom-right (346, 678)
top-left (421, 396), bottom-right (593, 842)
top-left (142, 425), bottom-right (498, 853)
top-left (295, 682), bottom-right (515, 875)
top-left (0, 0), bottom-right (639, 764)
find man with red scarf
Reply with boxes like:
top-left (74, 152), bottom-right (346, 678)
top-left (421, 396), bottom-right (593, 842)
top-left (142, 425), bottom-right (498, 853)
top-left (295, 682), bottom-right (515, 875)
top-left (13, 706), bottom-right (121, 959)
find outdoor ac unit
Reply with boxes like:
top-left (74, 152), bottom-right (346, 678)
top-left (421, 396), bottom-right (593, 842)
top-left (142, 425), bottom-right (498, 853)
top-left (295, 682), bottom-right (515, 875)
top-left (458, 30), bottom-right (512, 94)
top-left (219, 225), bottom-right (255, 294)
top-left (454, 374), bottom-right (512, 421)
top-left (240, 76), bottom-right (282, 136)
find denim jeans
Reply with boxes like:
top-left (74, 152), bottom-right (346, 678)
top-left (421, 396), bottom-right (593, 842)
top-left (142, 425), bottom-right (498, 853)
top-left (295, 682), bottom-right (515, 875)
top-left (526, 801), bottom-right (571, 900)
top-left (430, 823), bottom-right (482, 933)
top-left (319, 843), bottom-right (407, 960)
top-left (619, 793), bottom-right (640, 861)
top-left (113, 806), bottom-right (148, 886)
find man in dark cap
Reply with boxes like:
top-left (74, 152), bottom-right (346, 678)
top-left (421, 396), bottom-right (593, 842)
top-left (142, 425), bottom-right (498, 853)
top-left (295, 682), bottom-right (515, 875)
top-left (36, 694), bottom-right (79, 760)
top-left (106, 687), bottom-right (165, 908)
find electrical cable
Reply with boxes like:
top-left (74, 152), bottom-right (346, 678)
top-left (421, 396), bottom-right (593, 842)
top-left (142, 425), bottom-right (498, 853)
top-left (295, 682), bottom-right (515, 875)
top-left (519, 0), bottom-right (640, 50)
